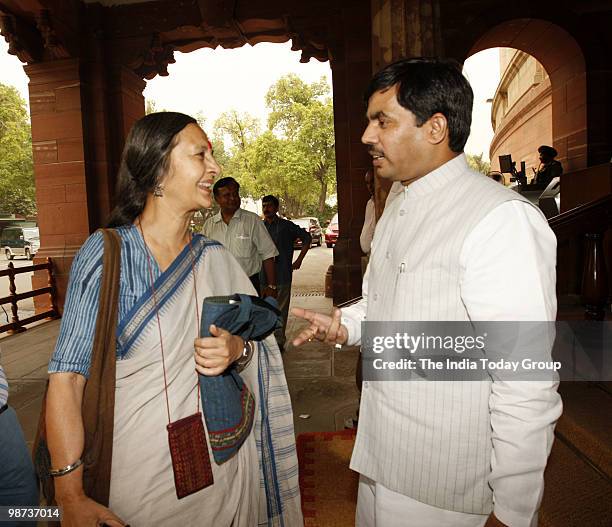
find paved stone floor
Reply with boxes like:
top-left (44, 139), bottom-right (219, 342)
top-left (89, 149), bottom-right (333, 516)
top-left (1, 293), bottom-right (360, 449)
top-left (1, 320), bottom-right (57, 449)
top-left (284, 294), bottom-right (360, 435)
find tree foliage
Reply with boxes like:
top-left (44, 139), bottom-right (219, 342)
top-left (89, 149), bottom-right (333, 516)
top-left (212, 110), bottom-right (260, 192)
top-left (215, 110), bottom-right (260, 152)
top-left (145, 99), bottom-right (157, 115)
top-left (467, 152), bottom-right (491, 175)
top-left (0, 83), bottom-right (35, 216)
top-left (212, 75), bottom-right (336, 218)
top-left (266, 74), bottom-right (329, 139)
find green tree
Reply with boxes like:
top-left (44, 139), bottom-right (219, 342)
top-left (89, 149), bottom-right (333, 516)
top-left (212, 110), bottom-right (261, 193)
top-left (245, 131), bottom-right (319, 214)
top-left (145, 99), bottom-right (157, 115)
top-left (467, 153), bottom-right (491, 175)
top-left (266, 74), bottom-right (328, 138)
top-left (209, 133), bottom-right (230, 172)
top-left (145, 99), bottom-right (170, 115)
top-left (214, 110), bottom-right (260, 153)
top-left (0, 83), bottom-right (35, 216)
top-left (210, 76), bottom-right (336, 218)
top-left (262, 75), bottom-right (335, 216)
top-left (294, 99), bottom-right (336, 213)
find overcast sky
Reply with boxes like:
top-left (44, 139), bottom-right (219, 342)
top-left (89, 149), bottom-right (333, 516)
top-left (1, 40), bottom-right (499, 160)
top-left (463, 48), bottom-right (500, 160)
top-left (144, 42), bottom-right (331, 131)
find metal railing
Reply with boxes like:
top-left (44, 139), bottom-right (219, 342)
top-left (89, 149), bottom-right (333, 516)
top-left (0, 258), bottom-right (60, 334)
top-left (549, 194), bottom-right (612, 320)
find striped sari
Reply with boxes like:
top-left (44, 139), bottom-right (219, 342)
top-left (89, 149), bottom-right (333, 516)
top-left (50, 227), bottom-right (302, 526)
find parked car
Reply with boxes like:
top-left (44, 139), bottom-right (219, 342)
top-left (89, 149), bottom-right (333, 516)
top-left (325, 213), bottom-right (339, 248)
top-left (291, 217), bottom-right (323, 248)
top-left (1, 226), bottom-right (40, 260)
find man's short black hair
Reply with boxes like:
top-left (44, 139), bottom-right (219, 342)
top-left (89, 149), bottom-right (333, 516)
top-left (262, 195), bottom-right (279, 208)
top-left (364, 57), bottom-right (473, 153)
top-left (213, 176), bottom-right (240, 196)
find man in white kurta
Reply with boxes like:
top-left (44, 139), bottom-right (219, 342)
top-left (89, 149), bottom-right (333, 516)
top-left (291, 58), bottom-right (562, 527)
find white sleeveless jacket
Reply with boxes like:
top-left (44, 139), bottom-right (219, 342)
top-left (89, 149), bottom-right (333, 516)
top-left (344, 154), bottom-right (557, 516)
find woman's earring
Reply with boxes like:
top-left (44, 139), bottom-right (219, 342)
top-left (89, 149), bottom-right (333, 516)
top-left (153, 184), bottom-right (164, 197)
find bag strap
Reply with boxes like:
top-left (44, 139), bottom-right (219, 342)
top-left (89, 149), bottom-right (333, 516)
top-left (34, 228), bottom-right (122, 507)
top-left (84, 228), bottom-right (121, 394)
top-left (80, 228), bottom-right (122, 506)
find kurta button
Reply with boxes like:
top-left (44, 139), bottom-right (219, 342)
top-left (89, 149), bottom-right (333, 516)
top-left (399, 210), bottom-right (406, 216)
top-left (363, 381), bottom-right (369, 388)
top-left (373, 293), bottom-right (379, 301)
top-left (385, 252), bottom-right (390, 259)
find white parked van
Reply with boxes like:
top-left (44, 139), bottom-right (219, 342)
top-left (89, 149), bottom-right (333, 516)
top-left (1, 226), bottom-right (40, 260)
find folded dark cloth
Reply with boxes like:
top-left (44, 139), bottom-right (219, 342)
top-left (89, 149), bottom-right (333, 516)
top-left (199, 294), bottom-right (281, 464)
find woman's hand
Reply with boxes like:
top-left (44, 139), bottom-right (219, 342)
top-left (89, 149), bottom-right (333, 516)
top-left (194, 325), bottom-right (244, 376)
top-left (58, 493), bottom-right (127, 527)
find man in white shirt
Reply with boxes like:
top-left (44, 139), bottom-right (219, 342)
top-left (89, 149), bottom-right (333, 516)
top-left (203, 177), bottom-right (278, 296)
top-left (291, 58), bottom-right (561, 527)
top-left (360, 170), bottom-right (376, 255)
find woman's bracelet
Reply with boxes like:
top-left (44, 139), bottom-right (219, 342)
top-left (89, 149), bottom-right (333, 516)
top-left (236, 339), bottom-right (254, 371)
top-left (49, 458), bottom-right (83, 478)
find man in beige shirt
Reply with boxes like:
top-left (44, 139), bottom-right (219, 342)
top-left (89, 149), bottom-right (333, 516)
top-left (203, 177), bottom-right (278, 296)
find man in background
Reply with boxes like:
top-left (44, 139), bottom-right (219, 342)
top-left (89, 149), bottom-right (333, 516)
top-left (533, 145), bottom-right (563, 188)
top-left (203, 177), bottom-right (278, 297)
top-left (261, 195), bottom-right (311, 352)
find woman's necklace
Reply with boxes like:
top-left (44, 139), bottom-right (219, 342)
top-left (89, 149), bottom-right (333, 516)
top-left (137, 220), bottom-right (214, 497)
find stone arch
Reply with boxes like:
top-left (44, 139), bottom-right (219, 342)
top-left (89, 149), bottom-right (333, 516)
top-left (0, 0), bottom-right (372, 306)
top-left (466, 18), bottom-right (587, 172)
top-left (484, 48), bottom-right (553, 178)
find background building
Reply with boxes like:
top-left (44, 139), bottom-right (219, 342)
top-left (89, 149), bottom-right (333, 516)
top-left (0, 0), bottom-right (609, 307)
top-left (489, 49), bottom-right (552, 182)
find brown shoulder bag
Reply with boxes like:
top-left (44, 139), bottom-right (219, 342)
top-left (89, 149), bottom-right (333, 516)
top-left (33, 228), bottom-right (121, 507)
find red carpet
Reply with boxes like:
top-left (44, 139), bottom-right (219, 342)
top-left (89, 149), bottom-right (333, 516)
top-left (296, 426), bottom-right (612, 526)
top-left (297, 430), bottom-right (359, 527)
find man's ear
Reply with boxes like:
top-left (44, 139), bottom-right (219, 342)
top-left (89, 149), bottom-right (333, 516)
top-left (425, 112), bottom-right (449, 146)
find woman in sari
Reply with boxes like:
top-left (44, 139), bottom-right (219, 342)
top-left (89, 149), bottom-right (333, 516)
top-left (45, 112), bottom-right (302, 526)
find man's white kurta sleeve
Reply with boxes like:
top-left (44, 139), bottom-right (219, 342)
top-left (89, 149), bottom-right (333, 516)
top-left (460, 200), bottom-right (562, 527)
top-left (340, 259), bottom-right (369, 346)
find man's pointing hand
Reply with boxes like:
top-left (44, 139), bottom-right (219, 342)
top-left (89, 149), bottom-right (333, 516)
top-left (291, 307), bottom-right (349, 347)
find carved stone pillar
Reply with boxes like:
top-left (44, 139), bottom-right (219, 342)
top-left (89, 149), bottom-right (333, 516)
top-left (26, 59), bottom-right (92, 312)
top-left (371, 0), bottom-right (442, 70)
top-left (328, 3), bottom-right (373, 304)
top-left (328, 0), bottom-right (445, 303)
top-left (370, 0), bottom-right (443, 214)
top-left (26, 57), bottom-right (144, 313)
